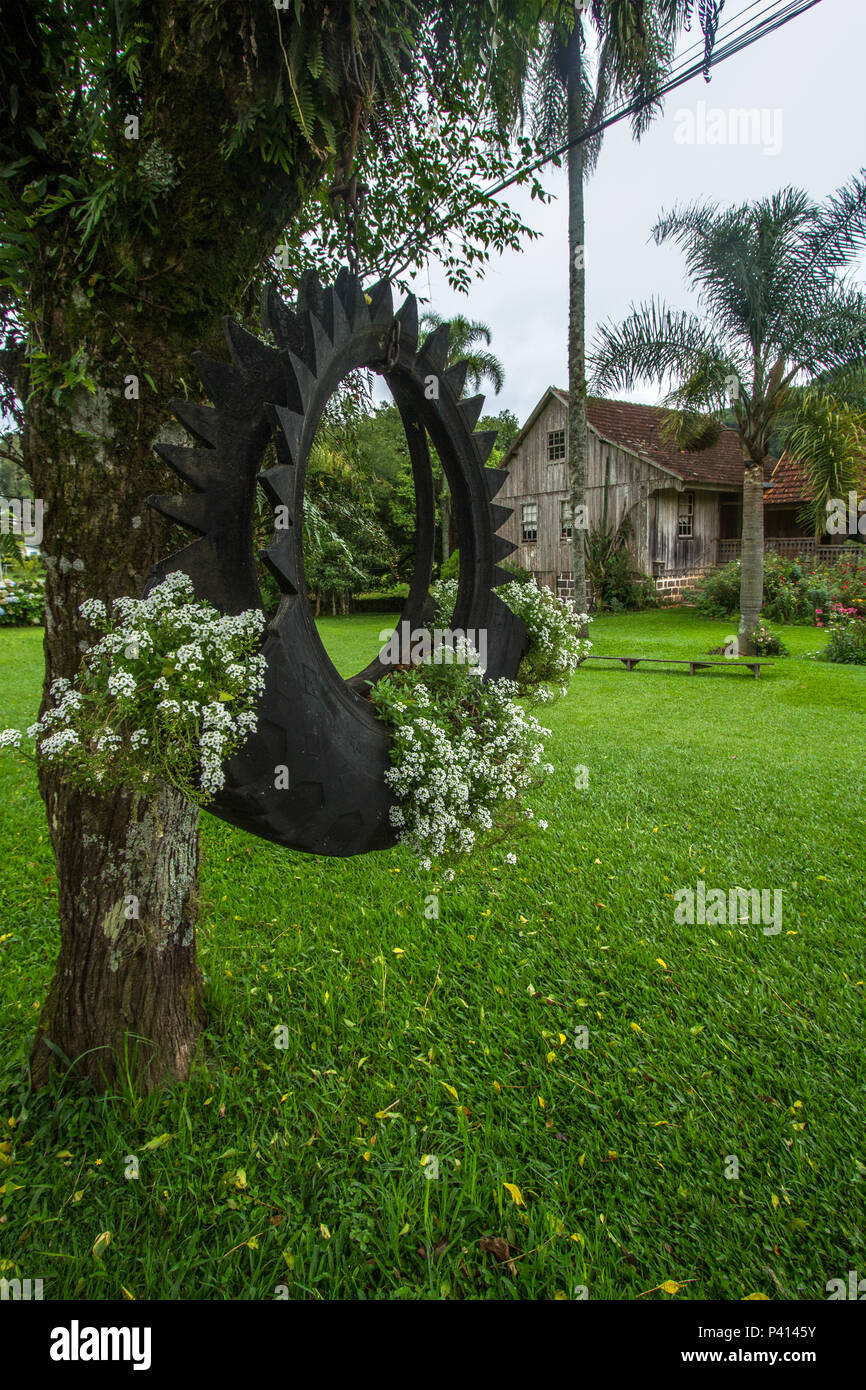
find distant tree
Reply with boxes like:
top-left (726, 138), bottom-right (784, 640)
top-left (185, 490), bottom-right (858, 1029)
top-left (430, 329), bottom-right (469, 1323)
top-left (420, 311), bottom-right (506, 394)
top-left (419, 312), bottom-right (506, 561)
top-left (591, 180), bottom-right (866, 650)
top-left (479, 408), bottom-right (521, 460)
top-left (527, 0), bottom-right (725, 619)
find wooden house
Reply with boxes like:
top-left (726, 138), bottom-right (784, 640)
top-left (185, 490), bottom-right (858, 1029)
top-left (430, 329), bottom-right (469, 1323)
top-left (497, 388), bottom-right (823, 601)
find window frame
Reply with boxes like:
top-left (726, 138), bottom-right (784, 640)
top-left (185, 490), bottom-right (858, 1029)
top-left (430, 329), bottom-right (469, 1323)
top-left (521, 500), bottom-right (539, 543)
top-left (677, 491), bottom-right (695, 539)
top-left (547, 428), bottom-right (566, 463)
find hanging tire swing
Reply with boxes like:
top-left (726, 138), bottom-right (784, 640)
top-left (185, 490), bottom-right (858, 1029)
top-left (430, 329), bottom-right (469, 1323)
top-left (146, 270), bottom-right (528, 856)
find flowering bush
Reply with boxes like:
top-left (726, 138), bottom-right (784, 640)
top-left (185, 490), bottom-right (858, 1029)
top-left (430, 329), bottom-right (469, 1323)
top-left (816, 603), bottom-right (866, 665)
top-left (370, 637), bottom-right (553, 869)
top-left (498, 579), bottom-right (592, 697)
top-left (369, 577), bottom-right (589, 868)
top-left (0, 573), bottom-right (267, 804)
top-left (0, 573), bottom-right (45, 626)
top-left (431, 576), bottom-right (592, 701)
top-left (748, 624), bottom-right (788, 656)
top-left (693, 549), bottom-right (866, 624)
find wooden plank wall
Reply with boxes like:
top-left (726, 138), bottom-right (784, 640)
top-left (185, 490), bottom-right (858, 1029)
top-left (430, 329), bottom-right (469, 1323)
top-left (499, 394), bottom-right (714, 586)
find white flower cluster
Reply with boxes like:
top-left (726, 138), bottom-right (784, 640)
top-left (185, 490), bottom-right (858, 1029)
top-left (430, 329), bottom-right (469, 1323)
top-left (431, 576), bottom-right (591, 700)
top-left (498, 579), bottom-right (592, 694)
top-left (0, 572), bottom-right (268, 807)
top-left (380, 663), bottom-right (552, 864)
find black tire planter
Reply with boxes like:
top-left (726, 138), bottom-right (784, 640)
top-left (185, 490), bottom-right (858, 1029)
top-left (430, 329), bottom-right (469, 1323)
top-left (146, 270), bottom-right (527, 856)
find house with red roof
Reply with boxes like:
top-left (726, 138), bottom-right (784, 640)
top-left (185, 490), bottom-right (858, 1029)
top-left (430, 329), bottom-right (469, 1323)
top-left (497, 388), bottom-right (822, 600)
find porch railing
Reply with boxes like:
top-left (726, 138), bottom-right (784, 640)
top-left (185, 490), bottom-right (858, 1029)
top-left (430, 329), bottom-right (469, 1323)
top-left (716, 538), bottom-right (864, 566)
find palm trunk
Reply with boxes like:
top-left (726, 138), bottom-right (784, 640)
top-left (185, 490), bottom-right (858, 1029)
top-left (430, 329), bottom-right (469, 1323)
top-left (738, 461), bottom-right (765, 654)
top-left (567, 21), bottom-right (589, 621)
top-left (441, 479), bottom-right (453, 566)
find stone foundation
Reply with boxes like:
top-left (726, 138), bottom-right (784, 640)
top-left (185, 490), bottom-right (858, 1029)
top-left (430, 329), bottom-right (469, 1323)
top-left (553, 568), bottom-right (706, 607)
top-left (653, 572), bottom-right (704, 603)
top-left (557, 572), bottom-right (594, 610)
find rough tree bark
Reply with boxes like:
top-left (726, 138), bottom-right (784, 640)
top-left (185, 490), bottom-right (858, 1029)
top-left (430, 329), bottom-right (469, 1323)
top-left (566, 20), bottom-right (589, 621)
top-left (738, 459), bottom-right (766, 655)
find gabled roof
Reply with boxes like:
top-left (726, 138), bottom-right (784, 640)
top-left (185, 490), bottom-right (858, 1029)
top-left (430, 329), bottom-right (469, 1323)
top-left (502, 387), bottom-right (808, 499)
top-left (766, 452), bottom-right (813, 504)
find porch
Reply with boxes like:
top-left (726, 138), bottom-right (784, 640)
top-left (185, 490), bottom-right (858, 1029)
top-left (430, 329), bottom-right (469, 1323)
top-left (715, 537), bottom-right (864, 565)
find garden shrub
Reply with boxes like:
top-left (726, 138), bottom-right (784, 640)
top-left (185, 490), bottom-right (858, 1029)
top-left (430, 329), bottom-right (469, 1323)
top-left (372, 577), bottom-right (592, 868)
top-left (816, 604), bottom-right (866, 665)
top-left (0, 573), bottom-right (45, 626)
top-left (748, 623), bottom-right (788, 656)
top-left (693, 549), bottom-right (866, 625)
top-left (0, 573), bottom-right (267, 804)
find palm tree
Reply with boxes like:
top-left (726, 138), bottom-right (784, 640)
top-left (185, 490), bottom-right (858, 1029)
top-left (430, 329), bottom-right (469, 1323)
top-left (420, 311), bottom-right (505, 561)
top-left (783, 364), bottom-right (866, 537)
top-left (590, 178), bottom-right (866, 651)
top-left (527, 0), bottom-right (724, 618)
top-left (420, 311), bottom-right (505, 394)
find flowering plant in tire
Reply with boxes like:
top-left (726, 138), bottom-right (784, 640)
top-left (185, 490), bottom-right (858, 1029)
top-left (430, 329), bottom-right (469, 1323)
top-left (0, 572), bottom-right (266, 805)
top-left (369, 636), bottom-right (554, 870)
top-left (431, 576), bottom-right (592, 702)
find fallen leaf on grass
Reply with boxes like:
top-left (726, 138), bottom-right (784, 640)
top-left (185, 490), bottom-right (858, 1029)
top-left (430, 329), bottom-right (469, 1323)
top-left (480, 1235), bottom-right (518, 1275)
top-left (91, 1231), bottom-right (111, 1260)
top-left (140, 1133), bottom-right (172, 1152)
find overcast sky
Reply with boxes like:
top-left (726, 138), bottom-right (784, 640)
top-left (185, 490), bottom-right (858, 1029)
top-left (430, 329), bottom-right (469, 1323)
top-left (399, 0), bottom-right (864, 424)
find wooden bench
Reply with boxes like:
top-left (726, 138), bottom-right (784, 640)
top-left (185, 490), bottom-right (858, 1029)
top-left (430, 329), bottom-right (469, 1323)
top-left (581, 655), bottom-right (773, 678)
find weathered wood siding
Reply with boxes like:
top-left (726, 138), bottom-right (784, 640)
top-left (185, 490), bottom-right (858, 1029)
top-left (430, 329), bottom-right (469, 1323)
top-left (648, 488), bottom-right (720, 574)
top-left (500, 394), bottom-right (711, 587)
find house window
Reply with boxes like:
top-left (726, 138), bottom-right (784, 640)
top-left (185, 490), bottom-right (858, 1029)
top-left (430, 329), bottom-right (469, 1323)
top-left (547, 429), bottom-right (566, 462)
top-left (678, 492), bottom-right (694, 538)
top-left (521, 502), bottom-right (538, 543)
top-left (560, 500), bottom-right (573, 541)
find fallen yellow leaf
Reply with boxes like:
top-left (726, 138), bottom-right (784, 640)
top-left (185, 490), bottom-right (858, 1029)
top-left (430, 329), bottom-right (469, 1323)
top-left (91, 1231), bottom-right (112, 1260)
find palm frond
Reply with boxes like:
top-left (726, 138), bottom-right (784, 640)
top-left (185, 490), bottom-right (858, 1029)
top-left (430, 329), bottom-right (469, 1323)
top-left (589, 299), bottom-right (730, 396)
top-left (785, 389), bottom-right (866, 537)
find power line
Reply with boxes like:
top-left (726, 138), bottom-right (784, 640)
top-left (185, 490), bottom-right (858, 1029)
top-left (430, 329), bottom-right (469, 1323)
top-left (485, 0), bottom-right (825, 201)
top-left (383, 0), bottom-right (826, 279)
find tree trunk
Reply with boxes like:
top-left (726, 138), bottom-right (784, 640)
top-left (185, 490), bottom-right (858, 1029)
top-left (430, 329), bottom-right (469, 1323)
top-left (5, 2), bottom-right (354, 1094)
top-left (23, 358), bottom-right (209, 1091)
top-left (31, 780), bottom-right (201, 1091)
top-left (566, 21), bottom-right (589, 622)
top-left (738, 461), bottom-right (766, 654)
top-left (440, 478), bottom-right (453, 567)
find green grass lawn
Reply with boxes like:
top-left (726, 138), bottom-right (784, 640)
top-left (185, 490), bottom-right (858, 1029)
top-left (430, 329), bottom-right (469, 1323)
top-left (1, 608), bottom-right (864, 1301)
